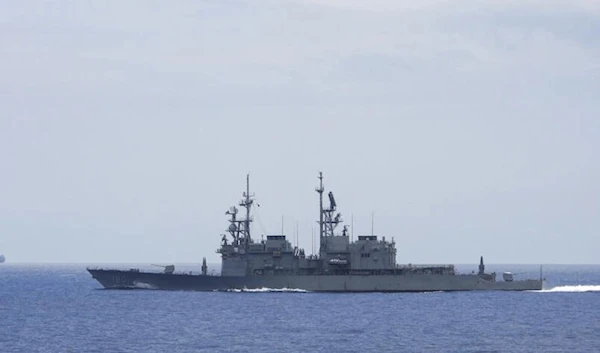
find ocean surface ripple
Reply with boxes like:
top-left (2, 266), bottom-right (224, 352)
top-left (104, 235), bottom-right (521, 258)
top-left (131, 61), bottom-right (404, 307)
top-left (1, 264), bottom-right (599, 353)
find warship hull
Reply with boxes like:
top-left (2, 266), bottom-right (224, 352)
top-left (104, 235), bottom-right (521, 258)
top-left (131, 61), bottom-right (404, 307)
top-left (88, 269), bottom-right (544, 292)
top-left (87, 174), bottom-right (546, 293)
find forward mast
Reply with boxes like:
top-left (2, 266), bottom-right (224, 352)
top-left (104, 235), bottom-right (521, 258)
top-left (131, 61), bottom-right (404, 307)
top-left (225, 174), bottom-right (254, 249)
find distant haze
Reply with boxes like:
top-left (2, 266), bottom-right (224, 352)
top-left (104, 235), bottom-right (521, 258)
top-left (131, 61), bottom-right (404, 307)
top-left (1, 1), bottom-right (598, 264)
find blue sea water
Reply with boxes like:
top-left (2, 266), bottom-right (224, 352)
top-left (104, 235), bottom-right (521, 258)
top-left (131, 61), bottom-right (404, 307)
top-left (1, 263), bottom-right (599, 353)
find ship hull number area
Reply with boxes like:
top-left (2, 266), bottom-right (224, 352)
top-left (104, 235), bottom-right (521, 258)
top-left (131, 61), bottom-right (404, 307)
top-left (113, 275), bottom-right (131, 285)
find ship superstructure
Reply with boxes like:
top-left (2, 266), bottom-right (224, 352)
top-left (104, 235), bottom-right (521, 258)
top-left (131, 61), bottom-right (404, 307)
top-left (217, 173), bottom-right (454, 278)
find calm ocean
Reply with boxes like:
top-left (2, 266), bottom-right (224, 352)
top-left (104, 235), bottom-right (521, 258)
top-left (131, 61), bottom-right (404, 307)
top-left (1, 263), bottom-right (599, 353)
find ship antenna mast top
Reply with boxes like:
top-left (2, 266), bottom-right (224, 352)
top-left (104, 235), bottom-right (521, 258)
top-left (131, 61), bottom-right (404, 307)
top-left (240, 173), bottom-right (254, 244)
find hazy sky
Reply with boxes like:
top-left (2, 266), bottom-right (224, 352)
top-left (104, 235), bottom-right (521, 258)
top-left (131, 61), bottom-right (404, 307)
top-left (1, 1), bottom-right (599, 264)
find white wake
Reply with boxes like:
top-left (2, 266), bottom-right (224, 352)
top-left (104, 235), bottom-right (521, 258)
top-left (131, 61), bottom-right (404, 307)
top-left (132, 281), bottom-right (157, 289)
top-left (226, 287), bottom-right (309, 293)
top-left (535, 285), bottom-right (600, 293)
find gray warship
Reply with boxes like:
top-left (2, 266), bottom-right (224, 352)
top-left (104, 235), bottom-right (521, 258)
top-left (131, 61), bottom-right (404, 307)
top-left (88, 173), bottom-right (545, 292)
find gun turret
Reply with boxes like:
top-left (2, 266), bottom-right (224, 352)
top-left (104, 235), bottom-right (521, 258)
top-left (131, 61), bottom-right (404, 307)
top-left (151, 264), bottom-right (175, 274)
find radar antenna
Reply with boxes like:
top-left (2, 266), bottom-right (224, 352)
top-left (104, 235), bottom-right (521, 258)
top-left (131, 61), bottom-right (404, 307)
top-left (324, 191), bottom-right (343, 237)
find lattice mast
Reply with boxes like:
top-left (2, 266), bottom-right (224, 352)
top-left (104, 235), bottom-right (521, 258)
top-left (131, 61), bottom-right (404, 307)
top-left (315, 172), bottom-right (343, 257)
top-left (225, 174), bottom-right (254, 248)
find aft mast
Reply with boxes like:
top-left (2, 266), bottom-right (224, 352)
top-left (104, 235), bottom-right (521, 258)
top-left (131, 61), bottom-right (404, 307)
top-left (315, 172), bottom-right (343, 258)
